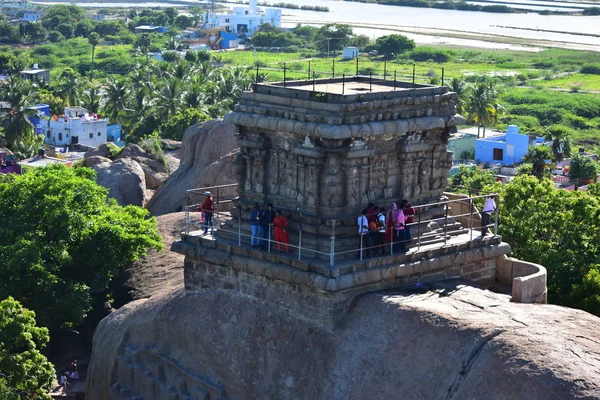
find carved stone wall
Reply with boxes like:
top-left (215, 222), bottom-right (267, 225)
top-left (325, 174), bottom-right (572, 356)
top-left (225, 78), bottom-right (463, 218)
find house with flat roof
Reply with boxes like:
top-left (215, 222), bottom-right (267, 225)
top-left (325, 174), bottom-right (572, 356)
top-left (475, 125), bottom-right (545, 166)
top-left (20, 67), bottom-right (50, 84)
top-left (45, 107), bottom-right (109, 147)
top-left (134, 25), bottom-right (168, 34)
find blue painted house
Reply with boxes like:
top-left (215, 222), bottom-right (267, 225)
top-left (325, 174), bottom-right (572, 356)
top-left (107, 124), bottom-right (122, 143)
top-left (475, 125), bottom-right (545, 166)
top-left (26, 104), bottom-right (50, 136)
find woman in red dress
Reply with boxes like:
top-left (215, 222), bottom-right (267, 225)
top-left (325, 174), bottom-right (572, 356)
top-left (272, 210), bottom-right (290, 253)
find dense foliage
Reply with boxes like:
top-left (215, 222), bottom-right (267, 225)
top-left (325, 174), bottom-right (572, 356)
top-left (0, 165), bottom-right (163, 330)
top-left (0, 297), bottom-right (55, 399)
top-left (449, 170), bottom-right (600, 317)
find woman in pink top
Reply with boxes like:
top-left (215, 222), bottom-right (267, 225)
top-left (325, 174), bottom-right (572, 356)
top-left (391, 203), bottom-right (406, 253)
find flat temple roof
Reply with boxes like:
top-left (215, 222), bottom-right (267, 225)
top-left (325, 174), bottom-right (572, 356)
top-left (262, 77), bottom-right (439, 96)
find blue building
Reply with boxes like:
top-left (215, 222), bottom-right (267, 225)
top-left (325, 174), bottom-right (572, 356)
top-left (26, 104), bottom-right (50, 136)
top-left (107, 124), bottom-right (122, 144)
top-left (218, 31), bottom-right (240, 49)
top-left (475, 125), bottom-right (544, 166)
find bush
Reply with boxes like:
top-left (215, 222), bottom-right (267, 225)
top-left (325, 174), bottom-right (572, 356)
top-left (581, 63), bottom-right (600, 75)
top-left (409, 47), bottom-right (450, 63)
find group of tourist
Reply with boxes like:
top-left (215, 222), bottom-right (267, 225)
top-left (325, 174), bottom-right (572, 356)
top-left (58, 360), bottom-right (80, 391)
top-left (250, 204), bottom-right (290, 253)
top-left (358, 200), bottom-right (415, 258)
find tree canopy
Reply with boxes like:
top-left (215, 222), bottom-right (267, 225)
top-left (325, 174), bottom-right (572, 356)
top-left (0, 297), bottom-right (55, 399)
top-left (374, 34), bottom-right (415, 55)
top-left (0, 165), bottom-right (163, 330)
top-left (314, 23), bottom-right (353, 53)
top-left (569, 154), bottom-right (599, 185)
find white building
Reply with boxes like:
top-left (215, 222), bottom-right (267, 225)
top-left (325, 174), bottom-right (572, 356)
top-left (22, 10), bottom-right (42, 22)
top-left (206, 0), bottom-right (281, 34)
top-left (46, 107), bottom-right (108, 147)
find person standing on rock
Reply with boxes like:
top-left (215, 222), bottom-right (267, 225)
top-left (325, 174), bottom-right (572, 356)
top-left (273, 210), bottom-right (290, 253)
top-left (481, 195), bottom-right (496, 237)
top-left (401, 199), bottom-right (415, 243)
top-left (202, 192), bottom-right (214, 235)
top-left (260, 203), bottom-right (275, 250)
top-left (250, 204), bottom-right (261, 247)
top-left (357, 209), bottom-right (370, 258)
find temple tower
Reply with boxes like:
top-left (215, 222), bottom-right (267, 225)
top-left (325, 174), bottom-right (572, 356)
top-left (173, 77), bottom-right (512, 328)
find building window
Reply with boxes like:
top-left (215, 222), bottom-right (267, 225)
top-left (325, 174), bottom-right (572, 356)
top-left (98, 132), bottom-right (101, 136)
top-left (58, 132), bottom-right (62, 141)
top-left (493, 148), bottom-right (504, 161)
top-left (89, 133), bottom-right (93, 139)
top-left (46, 130), bottom-right (50, 138)
top-left (66, 134), bottom-right (69, 137)
top-left (225, 18), bottom-right (230, 22)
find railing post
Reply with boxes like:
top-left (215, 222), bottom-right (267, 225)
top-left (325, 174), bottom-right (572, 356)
top-left (417, 208), bottom-right (422, 250)
top-left (412, 63), bottom-right (416, 87)
top-left (444, 202), bottom-right (449, 245)
top-left (494, 194), bottom-right (499, 235)
top-left (185, 192), bottom-right (190, 234)
top-left (330, 219), bottom-right (336, 268)
top-left (384, 61), bottom-right (387, 80)
top-left (238, 204), bottom-right (242, 247)
top-left (307, 60), bottom-right (311, 80)
top-left (298, 209), bottom-right (302, 261)
top-left (470, 195), bottom-right (474, 241)
top-left (356, 56), bottom-right (359, 76)
top-left (332, 58), bottom-right (335, 78)
top-left (360, 231), bottom-right (363, 261)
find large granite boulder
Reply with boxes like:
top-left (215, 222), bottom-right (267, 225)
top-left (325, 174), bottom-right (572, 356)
top-left (84, 155), bottom-right (111, 168)
top-left (148, 120), bottom-right (238, 216)
top-left (93, 159), bottom-right (146, 207)
top-left (115, 144), bottom-right (170, 190)
top-left (87, 281), bottom-right (600, 399)
top-left (84, 143), bottom-right (112, 159)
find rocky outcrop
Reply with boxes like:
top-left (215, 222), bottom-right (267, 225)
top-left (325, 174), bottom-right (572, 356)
top-left (84, 143), bottom-right (112, 159)
top-left (93, 159), bottom-right (146, 207)
top-left (114, 144), bottom-right (169, 190)
top-left (148, 120), bottom-right (238, 216)
top-left (87, 280), bottom-right (600, 400)
top-left (84, 155), bottom-right (111, 168)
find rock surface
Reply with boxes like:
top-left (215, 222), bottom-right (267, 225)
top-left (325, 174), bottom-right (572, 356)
top-left (87, 279), bottom-right (600, 400)
top-left (92, 159), bottom-right (146, 207)
top-left (115, 144), bottom-right (170, 190)
top-left (122, 212), bottom-right (185, 300)
top-left (147, 120), bottom-right (238, 216)
top-left (84, 155), bottom-right (111, 167)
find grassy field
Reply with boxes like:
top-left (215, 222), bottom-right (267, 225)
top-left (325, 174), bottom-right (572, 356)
top-left (217, 46), bottom-right (600, 87)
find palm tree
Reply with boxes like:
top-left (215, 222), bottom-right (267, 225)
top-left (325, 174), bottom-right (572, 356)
top-left (449, 77), bottom-right (466, 115)
top-left (53, 69), bottom-right (83, 107)
top-left (102, 77), bottom-right (130, 123)
top-left (136, 33), bottom-right (151, 66)
top-left (465, 78), bottom-right (504, 138)
top-left (164, 37), bottom-right (182, 51)
top-left (155, 77), bottom-right (185, 120)
top-left (82, 83), bottom-right (102, 114)
top-left (88, 32), bottom-right (100, 80)
top-left (0, 77), bottom-right (39, 152)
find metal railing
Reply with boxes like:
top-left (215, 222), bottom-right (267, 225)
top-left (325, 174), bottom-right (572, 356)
top-left (184, 186), bottom-right (499, 268)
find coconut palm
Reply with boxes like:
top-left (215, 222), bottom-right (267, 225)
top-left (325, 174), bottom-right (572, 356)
top-left (449, 77), bottom-right (467, 115)
top-left (102, 77), bottom-right (130, 123)
top-left (155, 77), bottom-right (185, 121)
top-left (88, 32), bottom-right (100, 79)
top-left (0, 77), bottom-right (39, 152)
top-left (465, 78), bottom-right (504, 138)
top-left (164, 37), bottom-right (182, 51)
top-left (82, 83), bottom-right (102, 114)
top-left (53, 69), bottom-right (84, 107)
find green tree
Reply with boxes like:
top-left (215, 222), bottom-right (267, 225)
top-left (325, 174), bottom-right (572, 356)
top-left (136, 33), bottom-right (151, 65)
top-left (22, 22), bottom-right (47, 44)
top-left (88, 32), bottom-right (100, 79)
top-left (0, 77), bottom-right (40, 155)
top-left (0, 297), bottom-right (55, 399)
top-left (0, 165), bottom-right (163, 329)
top-left (57, 22), bottom-right (75, 39)
top-left (465, 78), bottom-right (504, 138)
top-left (569, 154), bottom-right (599, 185)
top-left (448, 76), bottom-right (467, 115)
top-left (159, 107), bottom-right (210, 140)
top-left (374, 34), bottom-right (415, 55)
top-left (42, 4), bottom-right (84, 30)
top-left (448, 165), bottom-right (496, 192)
top-left (314, 23), bottom-right (353, 53)
top-left (175, 15), bottom-right (193, 29)
top-left (498, 175), bottom-right (600, 313)
top-left (522, 145), bottom-right (553, 180)
top-left (545, 124), bottom-right (572, 163)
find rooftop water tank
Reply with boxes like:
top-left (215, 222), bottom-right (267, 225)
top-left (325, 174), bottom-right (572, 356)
top-left (507, 125), bottom-right (519, 135)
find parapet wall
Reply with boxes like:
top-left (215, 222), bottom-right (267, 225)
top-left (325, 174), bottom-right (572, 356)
top-left (496, 255), bottom-right (548, 304)
top-left (173, 236), bottom-right (511, 329)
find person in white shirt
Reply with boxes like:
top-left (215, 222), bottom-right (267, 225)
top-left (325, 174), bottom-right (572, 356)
top-left (481, 195), bottom-right (496, 237)
top-left (357, 209), bottom-right (369, 258)
top-left (376, 206), bottom-right (386, 255)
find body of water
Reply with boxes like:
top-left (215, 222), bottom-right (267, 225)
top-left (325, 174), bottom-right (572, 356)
top-left (32, 0), bottom-right (600, 50)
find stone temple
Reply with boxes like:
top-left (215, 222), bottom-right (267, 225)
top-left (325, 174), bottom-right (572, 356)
top-left (172, 77), bottom-right (547, 328)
